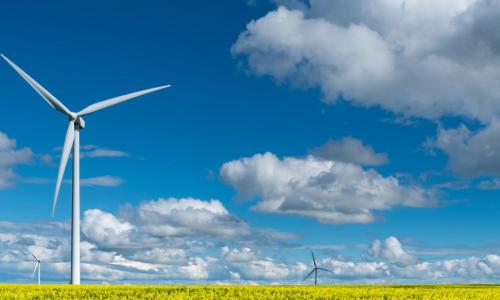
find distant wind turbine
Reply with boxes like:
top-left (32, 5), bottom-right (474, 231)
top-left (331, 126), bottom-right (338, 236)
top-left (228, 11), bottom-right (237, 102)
top-left (2, 54), bottom-right (171, 285)
top-left (304, 250), bottom-right (332, 285)
top-left (29, 251), bottom-right (56, 285)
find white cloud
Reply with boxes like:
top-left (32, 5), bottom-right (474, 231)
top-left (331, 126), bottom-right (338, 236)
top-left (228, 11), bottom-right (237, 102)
top-left (311, 137), bottom-right (388, 166)
top-left (369, 236), bottom-right (418, 266)
top-left (222, 246), bottom-right (259, 263)
top-left (477, 178), bottom-right (500, 190)
top-left (38, 153), bottom-right (53, 165)
top-left (236, 1), bottom-right (500, 181)
top-left (54, 145), bottom-right (130, 159)
top-left (2, 219), bottom-right (500, 284)
top-left (236, 259), bottom-right (302, 280)
top-left (80, 198), bottom-right (295, 256)
top-left (390, 255), bottom-right (500, 281)
top-left (233, 1), bottom-right (500, 123)
top-left (28, 175), bottom-right (124, 187)
top-left (0, 169), bottom-right (17, 190)
top-left (178, 257), bottom-right (213, 280)
top-left (121, 198), bottom-right (252, 240)
top-left (233, 7), bottom-right (395, 107)
top-left (82, 209), bottom-right (135, 248)
top-left (0, 198), bottom-right (296, 283)
top-left (80, 241), bottom-right (116, 264)
top-left (111, 255), bottom-right (159, 272)
top-left (81, 146), bottom-right (130, 158)
top-left (431, 121), bottom-right (500, 177)
top-left (79, 176), bottom-right (124, 187)
top-left (0, 131), bottom-right (32, 189)
top-left (129, 248), bottom-right (187, 265)
top-left (222, 246), bottom-right (307, 280)
top-left (0, 132), bottom-right (16, 150)
top-left (321, 258), bottom-right (389, 279)
top-left (220, 152), bottom-right (434, 224)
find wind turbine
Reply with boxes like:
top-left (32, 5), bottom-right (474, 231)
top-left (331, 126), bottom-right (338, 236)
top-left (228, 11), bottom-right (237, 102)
top-left (304, 250), bottom-right (332, 285)
top-left (2, 54), bottom-right (170, 284)
top-left (29, 251), bottom-right (56, 285)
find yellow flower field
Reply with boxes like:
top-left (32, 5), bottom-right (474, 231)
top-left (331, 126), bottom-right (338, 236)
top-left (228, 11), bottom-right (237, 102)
top-left (0, 285), bottom-right (499, 300)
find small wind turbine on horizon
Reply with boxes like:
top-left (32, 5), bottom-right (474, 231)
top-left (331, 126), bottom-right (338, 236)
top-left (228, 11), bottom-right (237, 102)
top-left (29, 251), bottom-right (56, 285)
top-left (304, 250), bottom-right (332, 286)
top-left (2, 54), bottom-right (171, 285)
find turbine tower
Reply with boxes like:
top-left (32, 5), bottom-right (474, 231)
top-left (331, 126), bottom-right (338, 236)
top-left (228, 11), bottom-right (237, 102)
top-left (304, 250), bottom-right (332, 285)
top-left (2, 54), bottom-right (170, 284)
top-left (29, 251), bottom-right (56, 285)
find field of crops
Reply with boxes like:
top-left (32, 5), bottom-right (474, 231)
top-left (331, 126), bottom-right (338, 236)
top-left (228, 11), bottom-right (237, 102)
top-left (0, 284), bottom-right (499, 299)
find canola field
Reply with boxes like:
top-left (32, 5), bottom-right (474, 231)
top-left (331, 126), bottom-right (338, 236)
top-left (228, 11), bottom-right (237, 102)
top-left (1, 284), bottom-right (500, 300)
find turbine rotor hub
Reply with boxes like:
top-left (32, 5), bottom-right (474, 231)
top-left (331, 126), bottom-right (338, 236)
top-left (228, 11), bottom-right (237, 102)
top-left (75, 116), bottom-right (85, 129)
top-left (68, 113), bottom-right (85, 129)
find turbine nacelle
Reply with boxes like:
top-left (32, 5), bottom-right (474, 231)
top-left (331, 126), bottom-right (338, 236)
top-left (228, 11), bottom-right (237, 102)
top-left (69, 114), bottom-right (86, 129)
top-left (76, 116), bottom-right (85, 129)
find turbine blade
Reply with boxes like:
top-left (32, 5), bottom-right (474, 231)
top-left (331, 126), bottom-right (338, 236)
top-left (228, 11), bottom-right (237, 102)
top-left (52, 121), bottom-right (75, 216)
top-left (311, 251), bottom-right (317, 268)
top-left (303, 269), bottom-right (315, 281)
top-left (1, 54), bottom-right (73, 117)
top-left (32, 262), bottom-right (39, 278)
top-left (77, 84), bottom-right (171, 116)
top-left (318, 267), bottom-right (332, 273)
top-left (28, 250), bottom-right (37, 260)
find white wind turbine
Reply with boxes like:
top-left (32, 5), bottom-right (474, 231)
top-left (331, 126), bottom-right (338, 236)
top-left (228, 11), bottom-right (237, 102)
top-left (304, 250), bottom-right (332, 285)
top-left (2, 54), bottom-right (170, 285)
top-left (29, 251), bottom-right (56, 285)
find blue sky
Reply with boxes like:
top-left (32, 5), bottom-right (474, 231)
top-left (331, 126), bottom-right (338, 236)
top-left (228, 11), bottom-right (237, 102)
top-left (2, 0), bottom-right (500, 284)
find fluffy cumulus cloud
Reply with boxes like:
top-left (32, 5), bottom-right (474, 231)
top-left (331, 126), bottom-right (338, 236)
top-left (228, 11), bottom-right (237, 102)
top-left (2, 218), bottom-right (500, 283)
top-left (233, 7), bottom-right (395, 107)
top-left (430, 121), bottom-right (500, 177)
top-left (221, 152), bottom-right (433, 224)
top-left (82, 209), bottom-right (135, 248)
top-left (0, 131), bottom-right (32, 189)
top-left (233, 0), bottom-right (500, 123)
top-left (310, 137), bottom-right (388, 166)
top-left (369, 237), bottom-right (418, 266)
top-left (0, 132), bottom-right (16, 150)
top-left (319, 237), bottom-right (500, 283)
top-left (0, 198), bottom-right (297, 283)
top-left (321, 259), bottom-right (389, 280)
top-left (119, 198), bottom-right (252, 240)
top-left (221, 246), bottom-right (307, 280)
top-left (235, 0), bottom-right (500, 178)
top-left (82, 197), bottom-right (295, 252)
top-left (389, 255), bottom-right (500, 282)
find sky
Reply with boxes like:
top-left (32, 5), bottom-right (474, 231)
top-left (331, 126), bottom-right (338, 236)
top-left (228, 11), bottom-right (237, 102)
top-left (1, 0), bottom-right (500, 284)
